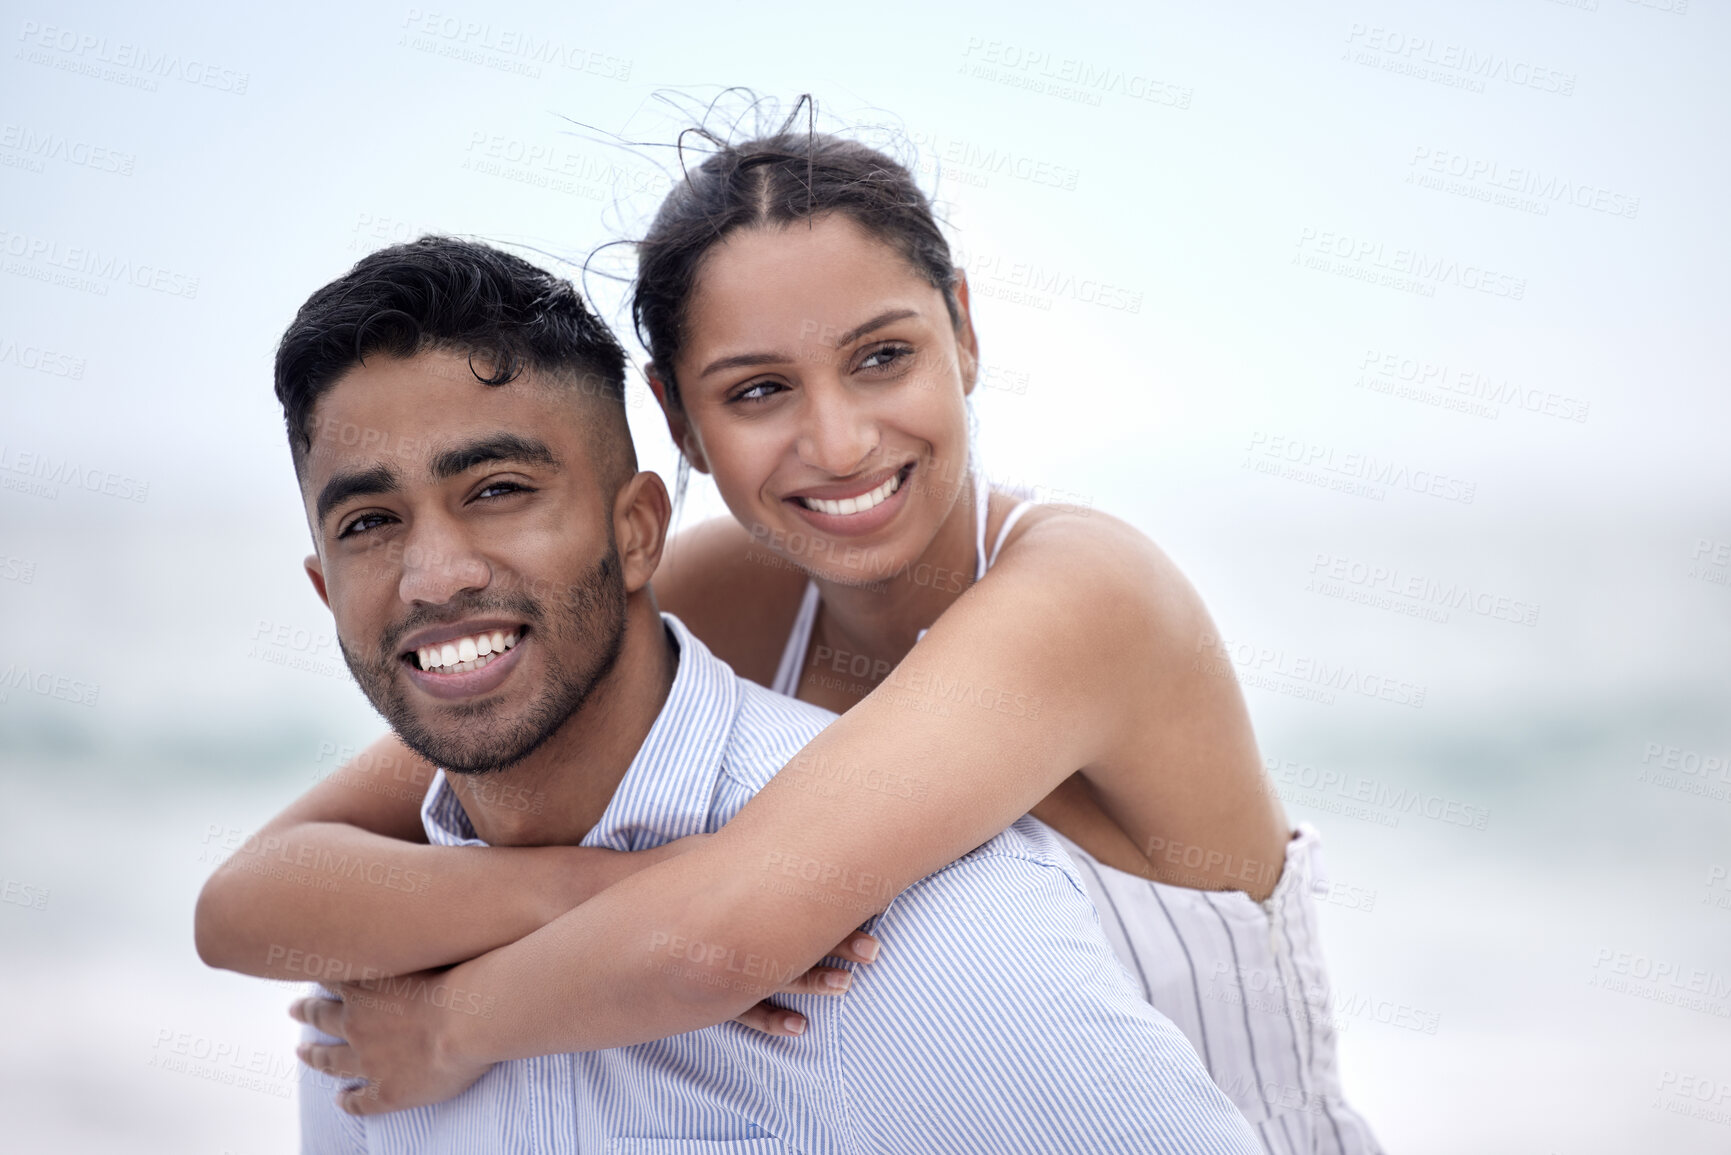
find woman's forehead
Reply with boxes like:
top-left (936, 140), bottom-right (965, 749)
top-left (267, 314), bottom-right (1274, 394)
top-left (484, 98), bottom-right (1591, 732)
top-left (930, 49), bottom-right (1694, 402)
top-left (684, 216), bottom-right (942, 345)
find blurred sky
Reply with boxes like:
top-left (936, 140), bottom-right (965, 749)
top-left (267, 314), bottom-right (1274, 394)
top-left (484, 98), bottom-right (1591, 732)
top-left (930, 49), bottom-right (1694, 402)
top-left (2, 1), bottom-right (1728, 1152)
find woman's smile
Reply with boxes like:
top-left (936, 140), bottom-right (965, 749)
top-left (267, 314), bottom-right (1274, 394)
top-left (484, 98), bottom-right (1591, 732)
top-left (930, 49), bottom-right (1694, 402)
top-left (781, 461), bottom-right (917, 537)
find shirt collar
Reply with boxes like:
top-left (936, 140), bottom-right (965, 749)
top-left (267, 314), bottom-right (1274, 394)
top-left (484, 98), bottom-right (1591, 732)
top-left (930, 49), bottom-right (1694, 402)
top-left (420, 613), bottom-right (742, 851)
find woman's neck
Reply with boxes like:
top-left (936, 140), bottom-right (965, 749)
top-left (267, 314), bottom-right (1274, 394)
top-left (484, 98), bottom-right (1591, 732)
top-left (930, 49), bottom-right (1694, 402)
top-left (806, 471), bottom-right (983, 684)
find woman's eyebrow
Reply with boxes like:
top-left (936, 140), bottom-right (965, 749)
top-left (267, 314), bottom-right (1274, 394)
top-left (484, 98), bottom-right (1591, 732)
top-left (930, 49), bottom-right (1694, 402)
top-left (697, 308), bottom-right (921, 379)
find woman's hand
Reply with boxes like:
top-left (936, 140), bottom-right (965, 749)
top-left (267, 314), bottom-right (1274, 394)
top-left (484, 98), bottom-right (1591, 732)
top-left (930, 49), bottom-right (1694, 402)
top-left (729, 929), bottom-right (880, 1036)
top-left (289, 929), bottom-right (881, 1114)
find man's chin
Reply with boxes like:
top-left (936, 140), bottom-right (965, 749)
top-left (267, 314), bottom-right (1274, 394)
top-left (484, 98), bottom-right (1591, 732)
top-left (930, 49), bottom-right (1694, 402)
top-left (390, 709), bottom-right (556, 777)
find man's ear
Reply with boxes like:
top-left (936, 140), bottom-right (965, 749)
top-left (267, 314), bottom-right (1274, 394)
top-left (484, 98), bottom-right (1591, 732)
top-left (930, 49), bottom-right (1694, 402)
top-left (304, 553), bottom-right (331, 609)
top-left (952, 272), bottom-right (980, 397)
top-left (613, 470), bottom-right (673, 595)
top-left (645, 364), bottom-right (710, 474)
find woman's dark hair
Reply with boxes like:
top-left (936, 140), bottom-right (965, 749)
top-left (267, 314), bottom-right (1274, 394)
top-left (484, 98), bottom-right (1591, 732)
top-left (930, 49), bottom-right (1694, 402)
top-left (631, 131), bottom-right (960, 410)
top-left (276, 235), bottom-right (627, 470)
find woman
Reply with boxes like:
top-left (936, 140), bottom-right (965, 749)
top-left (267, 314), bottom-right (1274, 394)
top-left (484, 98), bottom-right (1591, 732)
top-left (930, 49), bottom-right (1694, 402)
top-left (197, 128), bottom-right (1380, 1154)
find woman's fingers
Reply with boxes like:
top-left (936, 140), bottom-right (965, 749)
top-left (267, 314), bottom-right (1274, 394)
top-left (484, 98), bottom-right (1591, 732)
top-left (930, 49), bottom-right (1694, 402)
top-left (731, 1000), bottom-right (807, 1036)
top-left (289, 995), bottom-right (346, 1037)
top-left (779, 966), bottom-right (853, 996)
top-left (728, 935), bottom-right (880, 1037)
top-left (829, 932), bottom-right (880, 965)
top-left (296, 1040), bottom-right (364, 1081)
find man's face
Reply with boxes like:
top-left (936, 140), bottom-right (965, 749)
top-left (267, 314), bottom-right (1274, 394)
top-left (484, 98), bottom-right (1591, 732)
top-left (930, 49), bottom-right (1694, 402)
top-left (300, 350), bottom-right (626, 774)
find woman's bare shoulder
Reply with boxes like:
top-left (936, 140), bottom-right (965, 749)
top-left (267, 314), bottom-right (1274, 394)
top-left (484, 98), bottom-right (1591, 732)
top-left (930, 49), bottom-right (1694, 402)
top-left (652, 516), bottom-right (809, 686)
top-left (990, 504), bottom-right (1215, 668)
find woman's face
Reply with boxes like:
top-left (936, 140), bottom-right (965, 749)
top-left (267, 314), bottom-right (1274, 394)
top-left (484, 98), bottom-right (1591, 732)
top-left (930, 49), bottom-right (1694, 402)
top-left (665, 213), bottom-right (976, 587)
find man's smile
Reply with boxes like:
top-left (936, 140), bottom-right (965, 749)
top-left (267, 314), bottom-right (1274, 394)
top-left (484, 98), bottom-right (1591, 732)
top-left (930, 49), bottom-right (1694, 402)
top-left (397, 619), bottom-right (531, 700)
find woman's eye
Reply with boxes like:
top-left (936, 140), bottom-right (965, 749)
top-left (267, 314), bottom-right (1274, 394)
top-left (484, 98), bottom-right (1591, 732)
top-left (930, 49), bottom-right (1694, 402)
top-left (859, 344), bottom-right (913, 372)
top-left (731, 380), bottom-right (784, 403)
top-left (338, 513), bottom-right (392, 539)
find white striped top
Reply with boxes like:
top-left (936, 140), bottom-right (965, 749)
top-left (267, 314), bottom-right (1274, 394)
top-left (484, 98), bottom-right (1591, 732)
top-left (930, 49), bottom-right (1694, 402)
top-left (300, 614), bottom-right (1263, 1154)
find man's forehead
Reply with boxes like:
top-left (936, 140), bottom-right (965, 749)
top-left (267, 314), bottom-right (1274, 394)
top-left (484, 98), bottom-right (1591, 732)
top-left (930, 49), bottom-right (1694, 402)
top-left (303, 353), bottom-right (582, 476)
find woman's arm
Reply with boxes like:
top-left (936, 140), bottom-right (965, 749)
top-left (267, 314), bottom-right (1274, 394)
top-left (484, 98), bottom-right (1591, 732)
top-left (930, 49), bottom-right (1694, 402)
top-left (193, 732), bottom-right (683, 980)
top-left (333, 510), bottom-right (1211, 1082)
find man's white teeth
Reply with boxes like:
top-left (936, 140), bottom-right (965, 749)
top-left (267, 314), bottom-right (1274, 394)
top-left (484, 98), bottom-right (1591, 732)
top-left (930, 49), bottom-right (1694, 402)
top-left (416, 630), bottom-right (518, 672)
top-left (801, 470), bottom-right (904, 516)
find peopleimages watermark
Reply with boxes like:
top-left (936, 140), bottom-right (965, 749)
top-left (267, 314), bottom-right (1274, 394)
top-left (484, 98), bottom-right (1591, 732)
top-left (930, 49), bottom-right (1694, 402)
top-left (245, 619), bottom-right (348, 681)
top-left (0, 663), bottom-right (100, 708)
top-left (14, 19), bottom-right (250, 94)
top-left (201, 824), bottom-right (432, 896)
top-left (147, 1029), bottom-right (307, 1102)
top-left (1243, 431), bottom-right (1477, 505)
top-left (1264, 755), bottom-right (1491, 831)
top-left (1637, 741), bottom-right (1731, 804)
top-left (0, 121), bottom-right (135, 176)
top-left (1588, 947), bottom-right (1731, 1018)
top-left (955, 244), bottom-right (1143, 314)
top-left (1305, 551), bottom-right (1540, 629)
top-left (1653, 1070), bottom-right (1731, 1130)
top-left (0, 227), bottom-right (199, 299)
top-left (1, 877), bottom-right (51, 910)
top-left (0, 444), bottom-right (148, 503)
top-left (398, 8), bottom-right (631, 81)
top-left (0, 332), bottom-right (86, 379)
top-left (1689, 538), bottom-right (1730, 590)
top-left (1354, 347), bottom-right (1589, 424)
top-left (1194, 632), bottom-right (1428, 709)
top-left (1406, 146), bottom-right (1638, 221)
top-left (460, 130), bottom-right (671, 204)
top-left (906, 125), bottom-right (1081, 193)
top-left (0, 554), bottom-right (37, 584)
top-left (1704, 865), bottom-right (1731, 913)
top-left (1207, 962), bottom-right (1442, 1036)
top-left (1294, 227), bottom-right (1526, 301)
top-left (1342, 23), bottom-right (1576, 97)
top-left (958, 37), bottom-right (1192, 111)
top-left (349, 211), bottom-right (441, 254)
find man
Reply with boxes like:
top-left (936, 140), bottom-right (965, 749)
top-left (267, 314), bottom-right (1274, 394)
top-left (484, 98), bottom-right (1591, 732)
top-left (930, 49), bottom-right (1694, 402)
top-left (269, 236), bottom-right (1260, 1153)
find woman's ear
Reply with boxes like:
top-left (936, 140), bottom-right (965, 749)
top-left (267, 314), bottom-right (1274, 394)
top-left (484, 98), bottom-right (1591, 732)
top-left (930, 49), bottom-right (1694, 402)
top-left (952, 272), bottom-right (981, 397)
top-left (645, 363), bottom-right (710, 474)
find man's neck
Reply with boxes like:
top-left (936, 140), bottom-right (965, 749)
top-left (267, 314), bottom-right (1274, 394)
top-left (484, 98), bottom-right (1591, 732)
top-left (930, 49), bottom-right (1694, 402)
top-left (444, 596), bottom-right (677, 847)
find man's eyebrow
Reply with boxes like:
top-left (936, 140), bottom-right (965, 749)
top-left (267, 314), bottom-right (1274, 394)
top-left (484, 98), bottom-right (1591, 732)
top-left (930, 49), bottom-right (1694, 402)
top-left (429, 434), bottom-right (561, 481)
top-left (316, 464), bottom-right (400, 528)
top-left (697, 308), bottom-right (922, 380)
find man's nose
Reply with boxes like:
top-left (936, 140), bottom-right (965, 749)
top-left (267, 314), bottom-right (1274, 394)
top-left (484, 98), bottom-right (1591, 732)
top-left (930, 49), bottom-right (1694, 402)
top-left (396, 519), bottom-right (490, 605)
top-left (795, 381), bottom-right (880, 477)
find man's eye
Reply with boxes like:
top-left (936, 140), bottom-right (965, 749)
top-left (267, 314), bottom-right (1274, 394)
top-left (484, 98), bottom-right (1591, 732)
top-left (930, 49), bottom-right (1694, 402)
top-left (338, 513), bottom-right (392, 539)
top-left (476, 481), bottom-right (531, 500)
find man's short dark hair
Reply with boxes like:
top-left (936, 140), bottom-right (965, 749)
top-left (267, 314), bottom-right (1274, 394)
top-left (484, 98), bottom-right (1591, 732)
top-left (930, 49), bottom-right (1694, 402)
top-left (275, 236), bottom-right (630, 475)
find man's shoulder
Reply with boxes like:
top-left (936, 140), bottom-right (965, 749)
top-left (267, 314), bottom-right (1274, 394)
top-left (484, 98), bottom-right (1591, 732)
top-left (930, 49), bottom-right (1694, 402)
top-left (895, 816), bottom-right (1092, 920)
top-left (714, 678), bottom-right (839, 795)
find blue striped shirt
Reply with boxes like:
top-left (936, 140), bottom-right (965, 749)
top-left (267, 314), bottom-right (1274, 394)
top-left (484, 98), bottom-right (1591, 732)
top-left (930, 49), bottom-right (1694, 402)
top-left (301, 613), bottom-right (1261, 1154)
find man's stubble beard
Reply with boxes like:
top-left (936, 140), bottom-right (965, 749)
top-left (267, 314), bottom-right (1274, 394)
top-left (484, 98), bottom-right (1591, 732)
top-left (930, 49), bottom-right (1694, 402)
top-left (340, 547), bottom-right (628, 776)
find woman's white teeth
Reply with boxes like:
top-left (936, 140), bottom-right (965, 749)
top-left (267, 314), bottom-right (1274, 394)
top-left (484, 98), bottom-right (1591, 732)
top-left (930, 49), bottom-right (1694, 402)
top-left (802, 470), bottom-right (903, 516)
top-left (416, 630), bottom-right (519, 672)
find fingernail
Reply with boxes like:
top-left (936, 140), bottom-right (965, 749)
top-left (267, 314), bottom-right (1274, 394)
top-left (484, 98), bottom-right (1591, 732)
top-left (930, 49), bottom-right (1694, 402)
top-left (823, 970), bottom-right (852, 991)
top-left (852, 936), bottom-right (880, 962)
top-left (784, 1014), bottom-right (806, 1035)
